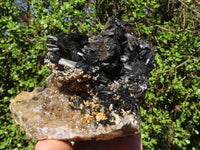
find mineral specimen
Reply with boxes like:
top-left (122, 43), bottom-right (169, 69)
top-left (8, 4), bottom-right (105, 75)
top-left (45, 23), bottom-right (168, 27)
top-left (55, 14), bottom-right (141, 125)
top-left (9, 18), bottom-right (155, 141)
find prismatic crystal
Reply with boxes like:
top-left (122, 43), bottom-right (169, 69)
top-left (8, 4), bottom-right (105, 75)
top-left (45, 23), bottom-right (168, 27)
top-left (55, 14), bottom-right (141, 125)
top-left (10, 18), bottom-right (155, 140)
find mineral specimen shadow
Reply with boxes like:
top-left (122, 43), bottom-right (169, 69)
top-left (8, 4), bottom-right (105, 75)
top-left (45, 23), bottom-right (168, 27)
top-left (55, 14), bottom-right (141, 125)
top-left (10, 18), bottom-right (155, 141)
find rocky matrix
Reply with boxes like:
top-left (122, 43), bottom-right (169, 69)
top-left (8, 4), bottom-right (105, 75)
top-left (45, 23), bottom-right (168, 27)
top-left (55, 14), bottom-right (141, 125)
top-left (10, 18), bottom-right (155, 141)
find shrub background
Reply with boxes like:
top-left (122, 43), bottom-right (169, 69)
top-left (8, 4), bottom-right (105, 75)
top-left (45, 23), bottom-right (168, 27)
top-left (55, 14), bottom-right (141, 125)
top-left (0, 0), bottom-right (199, 149)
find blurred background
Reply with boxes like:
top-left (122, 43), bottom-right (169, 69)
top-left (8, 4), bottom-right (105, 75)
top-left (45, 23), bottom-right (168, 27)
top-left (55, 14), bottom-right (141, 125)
top-left (0, 0), bottom-right (199, 149)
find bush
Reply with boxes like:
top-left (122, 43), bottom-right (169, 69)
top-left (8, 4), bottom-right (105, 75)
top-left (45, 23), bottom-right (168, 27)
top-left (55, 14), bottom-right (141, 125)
top-left (0, 0), bottom-right (199, 149)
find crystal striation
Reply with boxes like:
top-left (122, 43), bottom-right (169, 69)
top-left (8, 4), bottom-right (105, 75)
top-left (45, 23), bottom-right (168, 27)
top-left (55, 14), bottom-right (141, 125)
top-left (10, 18), bottom-right (155, 141)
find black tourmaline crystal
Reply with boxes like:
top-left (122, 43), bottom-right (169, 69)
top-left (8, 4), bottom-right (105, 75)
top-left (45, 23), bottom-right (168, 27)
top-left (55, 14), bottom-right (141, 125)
top-left (10, 18), bottom-right (155, 141)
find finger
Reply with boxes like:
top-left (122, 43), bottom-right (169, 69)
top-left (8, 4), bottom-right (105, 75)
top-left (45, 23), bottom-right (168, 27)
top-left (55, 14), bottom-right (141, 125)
top-left (35, 140), bottom-right (73, 150)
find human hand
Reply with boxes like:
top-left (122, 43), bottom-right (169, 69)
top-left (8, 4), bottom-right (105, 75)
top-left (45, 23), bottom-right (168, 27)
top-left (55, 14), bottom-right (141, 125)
top-left (35, 133), bottom-right (142, 150)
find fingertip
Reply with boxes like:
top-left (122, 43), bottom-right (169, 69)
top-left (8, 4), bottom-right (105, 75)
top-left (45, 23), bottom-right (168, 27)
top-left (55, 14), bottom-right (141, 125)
top-left (35, 140), bottom-right (73, 150)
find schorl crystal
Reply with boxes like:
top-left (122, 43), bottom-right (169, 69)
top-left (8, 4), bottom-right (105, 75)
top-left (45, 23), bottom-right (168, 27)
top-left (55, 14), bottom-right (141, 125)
top-left (10, 18), bottom-right (155, 141)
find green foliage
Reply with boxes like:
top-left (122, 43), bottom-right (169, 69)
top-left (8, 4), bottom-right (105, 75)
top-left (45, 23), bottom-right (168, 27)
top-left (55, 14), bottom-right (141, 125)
top-left (0, 0), bottom-right (199, 149)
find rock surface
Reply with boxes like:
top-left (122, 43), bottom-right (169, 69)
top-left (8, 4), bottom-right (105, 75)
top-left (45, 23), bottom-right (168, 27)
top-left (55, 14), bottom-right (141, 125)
top-left (10, 18), bottom-right (155, 141)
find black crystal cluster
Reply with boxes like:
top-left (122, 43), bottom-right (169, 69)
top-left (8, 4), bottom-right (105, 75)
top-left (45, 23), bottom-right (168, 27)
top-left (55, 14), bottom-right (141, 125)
top-left (45, 18), bottom-right (155, 124)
